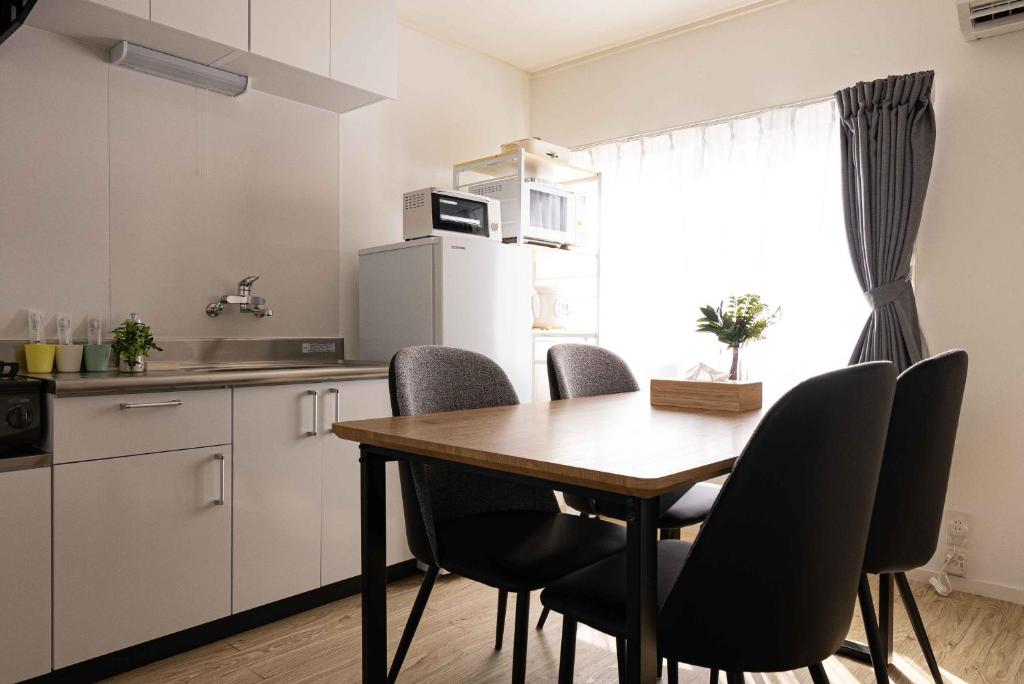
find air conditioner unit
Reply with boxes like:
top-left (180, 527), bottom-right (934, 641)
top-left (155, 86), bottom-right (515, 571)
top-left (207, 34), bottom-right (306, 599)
top-left (958, 0), bottom-right (1024, 40)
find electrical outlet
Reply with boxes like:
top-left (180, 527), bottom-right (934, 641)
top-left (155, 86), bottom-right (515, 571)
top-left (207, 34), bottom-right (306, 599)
top-left (947, 547), bottom-right (968, 577)
top-left (946, 510), bottom-right (972, 547)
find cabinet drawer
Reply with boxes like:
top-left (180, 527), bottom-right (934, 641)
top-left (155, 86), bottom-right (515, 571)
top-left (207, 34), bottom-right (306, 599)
top-left (51, 389), bottom-right (231, 464)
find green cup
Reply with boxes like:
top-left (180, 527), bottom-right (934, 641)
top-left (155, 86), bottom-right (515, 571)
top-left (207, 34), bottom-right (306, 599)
top-left (83, 344), bottom-right (112, 372)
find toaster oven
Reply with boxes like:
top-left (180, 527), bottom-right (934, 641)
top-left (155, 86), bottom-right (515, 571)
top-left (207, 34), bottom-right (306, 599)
top-left (402, 188), bottom-right (501, 241)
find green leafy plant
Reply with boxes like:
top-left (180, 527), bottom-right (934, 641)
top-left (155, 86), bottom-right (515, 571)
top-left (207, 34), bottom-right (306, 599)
top-left (696, 294), bottom-right (779, 379)
top-left (111, 318), bottom-right (162, 371)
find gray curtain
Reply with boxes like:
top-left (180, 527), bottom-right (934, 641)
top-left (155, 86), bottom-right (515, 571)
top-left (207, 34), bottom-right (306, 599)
top-left (835, 71), bottom-right (935, 372)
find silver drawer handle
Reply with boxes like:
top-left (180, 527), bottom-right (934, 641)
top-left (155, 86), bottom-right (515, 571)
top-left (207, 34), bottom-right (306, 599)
top-left (213, 453), bottom-right (225, 505)
top-left (328, 387), bottom-right (340, 422)
top-left (119, 399), bottom-right (183, 410)
top-left (306, 390), bottom-right (319, 437)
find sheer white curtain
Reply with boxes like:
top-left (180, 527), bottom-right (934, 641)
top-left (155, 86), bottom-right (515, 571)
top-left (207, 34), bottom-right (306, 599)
top-left (571, 99), bottom-right (866, 387)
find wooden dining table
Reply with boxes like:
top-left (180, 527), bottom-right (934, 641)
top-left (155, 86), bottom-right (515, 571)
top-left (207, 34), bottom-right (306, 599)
top-left (333, 390), bottom-right (770, 683)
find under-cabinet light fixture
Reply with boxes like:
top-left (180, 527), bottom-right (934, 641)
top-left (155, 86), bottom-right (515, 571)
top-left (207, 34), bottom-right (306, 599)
top-left (109, 41), bottom-right (248, 97)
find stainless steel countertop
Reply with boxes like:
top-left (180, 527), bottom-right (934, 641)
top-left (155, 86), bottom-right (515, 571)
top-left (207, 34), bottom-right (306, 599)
top-left (26, 361), bottom-right (389, 397)
top-left (0, 450), bottom-right (51, 473)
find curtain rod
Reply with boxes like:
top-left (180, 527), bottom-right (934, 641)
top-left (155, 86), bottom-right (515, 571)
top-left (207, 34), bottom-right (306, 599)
top-left (571, 94), bottom-right (835, 152)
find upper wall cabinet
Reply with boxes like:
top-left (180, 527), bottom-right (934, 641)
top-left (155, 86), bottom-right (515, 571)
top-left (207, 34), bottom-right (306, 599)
top-left (331, 0), bottom-right (397, 99)
top-left (26, 0), bottom-right (397, 114)
top-left (151, 0), bottom-right (248, 52)
top-left (250, 0), bottom-right (331, 77)
top-left (87, 0), bottom-right (147, 19)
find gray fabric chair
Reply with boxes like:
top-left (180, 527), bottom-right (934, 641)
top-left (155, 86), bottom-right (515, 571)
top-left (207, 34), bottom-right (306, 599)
top-left (537, 344), bottom-right (724, 649)
top-left (387, 345), bottom-right (627, 684)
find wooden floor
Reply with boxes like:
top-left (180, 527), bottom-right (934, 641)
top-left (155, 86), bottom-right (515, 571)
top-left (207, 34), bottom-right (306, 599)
top-left (108, 573), bottom-right (1024, 683)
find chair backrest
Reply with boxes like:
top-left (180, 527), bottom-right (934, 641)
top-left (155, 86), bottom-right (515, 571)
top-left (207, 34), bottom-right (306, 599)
top-left (389, 346), bottom-right (558, 565)
top-left (659, 362), bottom-right (897, 673)
top-left (546, 343), bottom-right (640, 516)
top-left (547, 344), bottom-right (640, 400)
top-left (863, 349), bottom-right (968, 573)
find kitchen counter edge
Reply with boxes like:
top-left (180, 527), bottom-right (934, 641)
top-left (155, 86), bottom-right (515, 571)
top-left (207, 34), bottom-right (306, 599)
top-left (27, 364), bottom-right (389, 398)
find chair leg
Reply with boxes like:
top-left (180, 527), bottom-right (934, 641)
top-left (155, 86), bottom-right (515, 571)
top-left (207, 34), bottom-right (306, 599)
top-left (725, 673), bottom-right (743, 684)
top-left (667, 659), bottom-right (679, 684)
top-left (616, 636), bottom-right (626, 683)
top-left (895, 572), bottom-right (944, 683)
top-left (558, 617), bottom-right (577, 684)
top-left (495, 589), bottom-right (508, 650)
top-left (511, 591), bottom-right (530, 684)
top-left (537, 605), bottom-right (551, 630)
top-left (387, 565), bottom-right (439, 684)
top-left (808, 662), bottom-right (830, 684)
top-left (710, 668), bottom-right (719, 683)
top-left (858, 574), bottom-right (891, 684)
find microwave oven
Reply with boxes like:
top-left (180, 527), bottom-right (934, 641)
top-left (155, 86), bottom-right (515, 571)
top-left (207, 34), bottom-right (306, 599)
top-left (467, 178), bottom-right (579, 247)
top-left (403, 188), bottom-right (501, 241)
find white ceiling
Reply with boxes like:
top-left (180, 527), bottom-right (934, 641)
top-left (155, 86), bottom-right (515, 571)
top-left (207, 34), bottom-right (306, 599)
top-left (397, 0), bottom-right (775, 74)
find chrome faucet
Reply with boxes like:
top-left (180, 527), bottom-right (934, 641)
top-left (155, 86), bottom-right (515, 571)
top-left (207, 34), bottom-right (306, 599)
top-left (206, 275), bottom-right (274, 318)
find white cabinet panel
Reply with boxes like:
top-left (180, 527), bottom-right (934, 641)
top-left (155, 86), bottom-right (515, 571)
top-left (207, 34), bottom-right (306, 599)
top-left (233, 384), bottom-right (323, 612)
top-left (87, 0), bottom-right (148, 19)
top-left (250, 0), bottom-right (330, 77)
top-left (50, 388), bottom-right (231, 463)
top-left (151, 0), bottom-right (248, 51)
top-left (321, 379), bottom-right (410, 585)
top-left (330, 0), bottom-right (396, 98)
top-left (53, 448), bottom-right (232, 668)
top-left (0, 468), bottom-right (51, 682)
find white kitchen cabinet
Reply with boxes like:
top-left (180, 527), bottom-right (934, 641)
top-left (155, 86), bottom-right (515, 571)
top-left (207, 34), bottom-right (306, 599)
top-left (0, 467), bottom-right (52, 683)
top-left (321, 378), bottom-right (410, 585)
top-left (151, 0), bottom-right (248, 51)
top-left (232, 384), bottom-right (323, 612)
top-left (330, 0), bottom-right (397, 98)
top-left (87, 0), bottom-right (148, 19)
top-left (250, 0), bottom-right (331, 77)
top-left (53, 448), bottom-right (232, 668)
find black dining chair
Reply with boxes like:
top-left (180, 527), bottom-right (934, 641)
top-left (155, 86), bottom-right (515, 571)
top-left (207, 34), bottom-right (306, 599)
top-left (536, 344), bottom-right (722, 636)
top-left (385, 345), bottom-right (628, 684)
top-left (841, 350), bottom-right (969, 684)
top-left (540, 361), bottom-right (897, 684)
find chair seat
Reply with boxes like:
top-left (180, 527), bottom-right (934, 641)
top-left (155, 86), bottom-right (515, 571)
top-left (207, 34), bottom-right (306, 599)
top-left (659, 482), bottom-right (721, 528)
top-left (438, 511), bottom-right (627, 593)
top-left (540, 540), bottom-right (692, 637)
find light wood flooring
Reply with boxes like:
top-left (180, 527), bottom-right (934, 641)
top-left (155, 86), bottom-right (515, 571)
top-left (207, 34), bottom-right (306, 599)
top-left (109, 574), bottom-right (1024, 683)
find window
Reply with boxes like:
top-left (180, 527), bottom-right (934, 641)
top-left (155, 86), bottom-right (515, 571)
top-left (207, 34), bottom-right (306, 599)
top-left (571, 99), bottom-right (866, 386)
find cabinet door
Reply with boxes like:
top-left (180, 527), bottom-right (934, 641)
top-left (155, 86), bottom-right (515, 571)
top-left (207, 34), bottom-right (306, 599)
top-left (53, 448), bottom-right (231, 668)
top-left (87, 0), bottom-right (148, 19)
top-left (330, 0), bottom-right (396, 98)
top-left (0, 468), bottom-right (51, 682)
top-left (321, 379), bottom-right (411, 585)
top-left (233, 385), bottom-right (322, 612)
top-left (151, 0), bottom-right (249, 51)
top-left (250, 0), bottom-right (330, 76)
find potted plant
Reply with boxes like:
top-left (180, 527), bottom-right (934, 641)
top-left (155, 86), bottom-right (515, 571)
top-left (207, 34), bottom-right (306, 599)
top-left (696, 293), bottom-right (779, 380)
top-left (111, 315), bottom-right (162, 373)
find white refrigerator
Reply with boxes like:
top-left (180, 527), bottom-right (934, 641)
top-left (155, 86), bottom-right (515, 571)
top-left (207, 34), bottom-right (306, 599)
top-left (358, 236), bottom-right (534, 401)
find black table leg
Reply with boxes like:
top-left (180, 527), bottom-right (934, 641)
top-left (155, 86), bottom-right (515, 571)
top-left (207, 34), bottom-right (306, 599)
top-left (360, 446), bottom-right (387, 684)
top-left (879, 573), bottom-right (894, 665)
top-left (625, 495), bottom-right (659, 683)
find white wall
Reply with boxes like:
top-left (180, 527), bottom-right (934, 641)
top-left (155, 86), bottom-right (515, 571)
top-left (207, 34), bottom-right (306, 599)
top-left (532, 0), bottom-right (1024, 599)
top-left (338, 27), bottom-right (530, 356)
top-left (0, 26), bottom-right (339, 341)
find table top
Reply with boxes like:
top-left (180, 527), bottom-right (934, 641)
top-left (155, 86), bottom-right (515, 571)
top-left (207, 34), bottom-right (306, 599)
top-left (332, 391), bottom-right (769, 496)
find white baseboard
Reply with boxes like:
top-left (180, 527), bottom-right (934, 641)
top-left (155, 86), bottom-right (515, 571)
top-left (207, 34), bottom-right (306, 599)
top-left (907, 568), bottom-right (1024, 605)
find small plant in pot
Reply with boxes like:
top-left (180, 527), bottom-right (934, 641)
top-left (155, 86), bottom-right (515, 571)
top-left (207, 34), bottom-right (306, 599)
top-left (111, 315), bottom-right (162, 373)
top-left (696, 294), bottom-right (779, 380)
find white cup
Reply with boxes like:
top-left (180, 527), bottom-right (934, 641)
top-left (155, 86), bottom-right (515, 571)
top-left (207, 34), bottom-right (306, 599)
top-left (55, 344), bottom-right (84, 373)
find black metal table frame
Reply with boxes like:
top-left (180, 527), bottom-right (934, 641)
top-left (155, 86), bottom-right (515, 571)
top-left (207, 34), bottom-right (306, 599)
top-left (359, 443), bottom-right (662, 683)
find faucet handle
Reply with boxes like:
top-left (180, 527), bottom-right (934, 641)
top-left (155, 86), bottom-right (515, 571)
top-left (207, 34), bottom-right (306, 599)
top-left (238, 275), bottom-right (260, 288)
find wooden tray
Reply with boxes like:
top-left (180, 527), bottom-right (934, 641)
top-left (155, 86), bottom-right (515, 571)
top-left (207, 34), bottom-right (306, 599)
top-left (650, 378), bottom-right (762, 412)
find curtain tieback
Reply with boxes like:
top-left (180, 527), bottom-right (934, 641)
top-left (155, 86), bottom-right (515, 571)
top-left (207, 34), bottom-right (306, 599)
top-left (864, 278), bottom-right (912, 310)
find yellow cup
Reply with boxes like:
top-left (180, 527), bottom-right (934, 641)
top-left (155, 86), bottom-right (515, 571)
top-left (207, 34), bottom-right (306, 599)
top-left (24, 344), bottom-right (57, 373)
